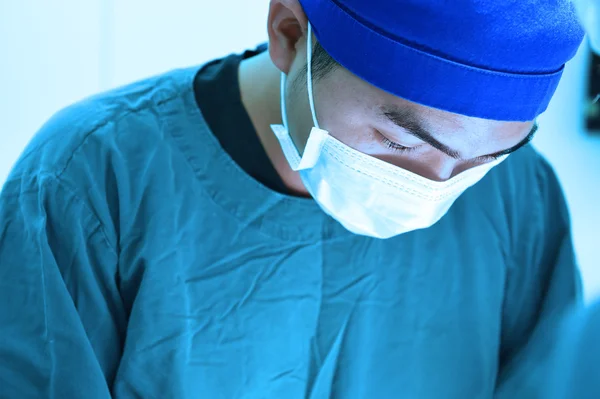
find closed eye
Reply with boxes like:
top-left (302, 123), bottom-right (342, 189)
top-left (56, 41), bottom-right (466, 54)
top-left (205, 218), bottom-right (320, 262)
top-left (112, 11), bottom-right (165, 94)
top-left (375, 130), bottom-right (417, 154)
top-left (472, 153), bottom-right (504, 163)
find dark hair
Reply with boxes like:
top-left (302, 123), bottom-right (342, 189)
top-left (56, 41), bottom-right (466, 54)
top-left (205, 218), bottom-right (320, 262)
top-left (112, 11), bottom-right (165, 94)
top-left (292, 41), bottom-right (340, 92)
top-left (311, 41), bottom-right (340, 80)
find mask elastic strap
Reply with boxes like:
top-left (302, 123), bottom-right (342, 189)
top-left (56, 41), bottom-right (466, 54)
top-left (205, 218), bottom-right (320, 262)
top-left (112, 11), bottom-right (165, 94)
top-left (280, 73), bottom-right (289, 129)
top-left (307, 23), bottom-right (320, 129)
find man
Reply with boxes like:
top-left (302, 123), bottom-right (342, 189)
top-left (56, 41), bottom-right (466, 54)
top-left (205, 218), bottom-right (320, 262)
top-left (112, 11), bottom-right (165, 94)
top-left (0, 0), bottom-right (584, 398)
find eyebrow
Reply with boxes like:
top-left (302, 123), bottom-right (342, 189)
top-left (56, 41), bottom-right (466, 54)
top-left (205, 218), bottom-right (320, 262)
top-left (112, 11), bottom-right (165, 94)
top-left (380, 106), bottom-right (539, 161)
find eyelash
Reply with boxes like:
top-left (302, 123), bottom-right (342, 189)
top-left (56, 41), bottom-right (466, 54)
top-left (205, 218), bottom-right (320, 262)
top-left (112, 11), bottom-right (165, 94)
top-left (474, 153), bottom-right (503, 163)
top-left (379, 135), bottom-right (416, 154)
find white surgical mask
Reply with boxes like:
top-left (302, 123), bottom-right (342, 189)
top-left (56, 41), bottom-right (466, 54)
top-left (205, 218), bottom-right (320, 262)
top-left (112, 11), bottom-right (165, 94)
top-left (270, 23), bottom-right (507, 239)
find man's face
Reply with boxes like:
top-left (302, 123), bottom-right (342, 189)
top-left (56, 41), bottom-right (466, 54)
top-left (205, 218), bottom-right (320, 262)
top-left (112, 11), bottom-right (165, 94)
top-left (283, 40), bottom-right (537, 182)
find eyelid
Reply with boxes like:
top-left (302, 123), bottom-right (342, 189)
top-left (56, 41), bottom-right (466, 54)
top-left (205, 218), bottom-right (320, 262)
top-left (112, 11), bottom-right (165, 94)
top-left (374, 129), bottom-right (415, 149)
top-left (379, 136), bottom-right (418, 154)
top-left (380, 130), bottom-right (500, 162)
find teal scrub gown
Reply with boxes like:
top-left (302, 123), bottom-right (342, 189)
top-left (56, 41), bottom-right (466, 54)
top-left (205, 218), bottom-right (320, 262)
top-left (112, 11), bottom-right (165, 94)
top-left (0, 66), bottom-right (581, 398)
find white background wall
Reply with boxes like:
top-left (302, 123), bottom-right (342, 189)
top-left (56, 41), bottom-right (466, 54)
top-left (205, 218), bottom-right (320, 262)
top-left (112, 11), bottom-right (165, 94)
top-left (1, 1), bottom-right (598, 300)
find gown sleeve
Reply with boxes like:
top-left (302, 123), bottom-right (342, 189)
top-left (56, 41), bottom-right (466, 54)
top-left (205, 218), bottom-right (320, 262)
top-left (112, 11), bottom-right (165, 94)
top-left (543, 300), bottom-right (600, 399)
top-left (0, 174), bottom-right (122, 398)
top-left (493, 155), bottom-right (583, 398)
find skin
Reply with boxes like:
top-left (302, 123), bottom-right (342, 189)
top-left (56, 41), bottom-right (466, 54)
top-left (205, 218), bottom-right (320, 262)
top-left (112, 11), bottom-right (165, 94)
top-left (239, 0), bottom-right (536, 196)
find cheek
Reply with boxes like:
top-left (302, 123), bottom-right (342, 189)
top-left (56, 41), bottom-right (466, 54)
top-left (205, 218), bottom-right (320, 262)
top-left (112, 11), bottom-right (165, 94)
top-left (311, 78), bottom-right (382, 150)
top-left (285, 88), bottom-right (314, 153)
top-left (321, 118), bottom-right (379, 154)
top-left (314, 105), bottom-right (379, 152)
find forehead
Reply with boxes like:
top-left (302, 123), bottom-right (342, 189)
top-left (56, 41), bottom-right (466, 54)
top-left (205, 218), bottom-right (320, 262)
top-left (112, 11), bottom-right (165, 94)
top-left (316, 67), bottom-right (534, 158)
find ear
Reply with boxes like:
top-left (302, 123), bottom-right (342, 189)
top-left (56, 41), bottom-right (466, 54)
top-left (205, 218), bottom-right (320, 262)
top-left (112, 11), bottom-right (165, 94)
top-left (267, 0), bottom-right (309, 74)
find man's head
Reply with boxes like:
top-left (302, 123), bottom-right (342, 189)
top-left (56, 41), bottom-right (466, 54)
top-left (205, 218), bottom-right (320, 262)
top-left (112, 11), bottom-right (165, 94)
top-left (266, 0), bottom-right (583, 181)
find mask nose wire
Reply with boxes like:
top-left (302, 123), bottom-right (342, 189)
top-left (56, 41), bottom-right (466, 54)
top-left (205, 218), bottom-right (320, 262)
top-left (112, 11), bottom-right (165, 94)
top-left (307, 23), bottom-right (321, 129)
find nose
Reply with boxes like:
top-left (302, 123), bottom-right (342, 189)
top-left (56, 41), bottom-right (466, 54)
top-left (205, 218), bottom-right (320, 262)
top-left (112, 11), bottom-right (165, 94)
top-left (374, 151), bottom-right (472, 182)
top-left (386, 152), bottom-right (464, 182)
top-left (417, 155), bottom-right (459, 182)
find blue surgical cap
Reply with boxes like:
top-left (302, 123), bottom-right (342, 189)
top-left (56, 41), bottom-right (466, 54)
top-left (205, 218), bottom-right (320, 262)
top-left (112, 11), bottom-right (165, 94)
top-left (299, 0), bottom-right (585, 121)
